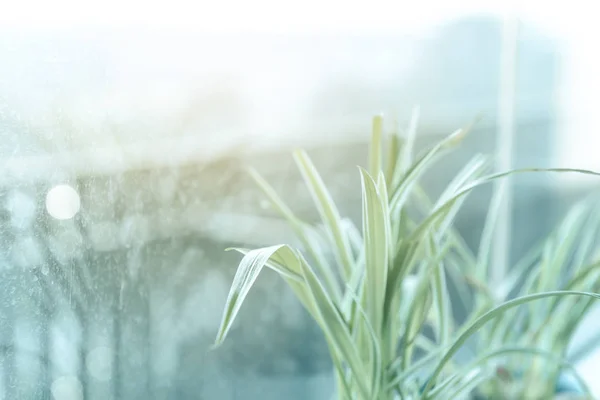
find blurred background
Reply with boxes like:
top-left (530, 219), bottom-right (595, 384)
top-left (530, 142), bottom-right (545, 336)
top-left (1, 1), bottom-right (599, 399)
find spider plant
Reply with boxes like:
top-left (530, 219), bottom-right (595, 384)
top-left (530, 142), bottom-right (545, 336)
top-left (212, 113), bottom-right (600, 400)
top-left (441, 185), bottom-right (600, 399)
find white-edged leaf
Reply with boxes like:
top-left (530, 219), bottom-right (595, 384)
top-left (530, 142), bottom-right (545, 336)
top-left (422, 290), bottom-right (600, 397)
top-left (227, 247), bottom-right (304, 282)
top-left (294, 150), bottom-right (355, 281)
top-left (344, 283), bottom-right (383, 398)
top-left (385, 118), bottom-right (401, 190)
top-left (389, 128), bottom-right (466, 218)
top-left (360, 167), bottom-right (390, 335)
top-left (297, 253), bottom-right (372, 398)
top-left (370, 114), bottom-right (384, 176)
top-left (213, 245), bottom-right (288, 347)
top-left (248, 167), bottom-right (341, 299)
top-left (436, 346), bottom-right (591, 399)
top-left (413, 167), bottom-right (600, 242)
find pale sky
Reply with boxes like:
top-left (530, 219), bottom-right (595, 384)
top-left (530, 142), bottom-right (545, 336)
top-left (1, 0), bottom-right (598, 177)
top-left (0, 0), bottom-right (593, 37)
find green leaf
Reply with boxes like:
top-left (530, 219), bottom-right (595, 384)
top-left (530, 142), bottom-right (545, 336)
top-left (296, 253), bottom-right (372, 398)
top-left (359, 167), bottom-right (390, 336)
top-left (340, 256), bottom-right (365, 324)
top-left (213, 245), bottom-right (290, 347)
top-left (401, 271), bottom-right (433, 368)
top-left (494, 240), bottom-right (544, 301)
top-left (382, 240), bottom-right (419, 337)
top-left (386, 343), bottom-right (445, 390)
top-left (443, 369), bottom-right (489, 400)
top-left (370, 114), bottom-right (384, 176)
top-left (377, 172), bottom-right (394, 263)
top-left (393, 105), bottom-right (420, 188)
top-left (429, 236), bottom-right (452, 348)
top-left (528, 259), bottom-right (600, 343)
top-left (535, 202), bottom-right (588, 294)
top-left (226, 247), bottom-right (304, 282)
top-left (435, 346), bottom-right (591, 399)
top-left (492, 267), bottom-right (542, 345)
top-left (248, 167), bottom-right (341, 299)
top-left (422, 290), bottom-right (600, 398)
top-left (341, 217), bottom-right (364, 259)
top-left (434, 154), bottom-right (489, 210)
top-left (385, 119), bottom-right (401, 190)
top-left (344, 282), bottom-right (383, 397)
top-left (531, 201), bottom-right (600, 332)
top-left (570, 198), bottom-right (600, 273)
top-left (294, 150), bottom-right (355, 281)
top-left (413, 167), bottom-right (600, 242)
top-left (399, 239), bottom-right (452, 369)
top-left (389, 128), bottom-right (466, 218)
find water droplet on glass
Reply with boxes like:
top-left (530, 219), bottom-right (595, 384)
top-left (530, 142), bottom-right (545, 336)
top-left (86, 346), bottom-right (112, 382)
top-left (46, 184), bottom-right (81, 220)
top-left (51, 376), bottom-right (83, 400)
